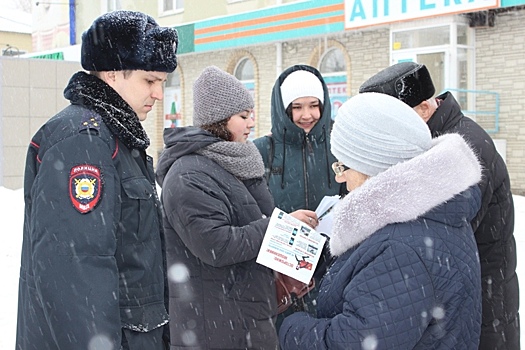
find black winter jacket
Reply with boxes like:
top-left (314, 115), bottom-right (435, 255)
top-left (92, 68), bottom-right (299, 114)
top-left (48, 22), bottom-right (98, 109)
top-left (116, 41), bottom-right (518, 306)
top-left (280, 134), bottom-right (483, 349)
top-left (156, 127), bottom-right (278, 349)
top-left (429, 92), bottom-right (518, 349)
top-left (16, 72), bottom-right (169, 349)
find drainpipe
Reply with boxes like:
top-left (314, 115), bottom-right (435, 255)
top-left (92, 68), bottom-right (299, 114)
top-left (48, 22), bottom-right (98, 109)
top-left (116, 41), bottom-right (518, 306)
top-left (69, 0), bottom-right (76, 45)
top-left (275, 0), bottom-right (283, 77)
top-left (276, 42), bottom-right (282, 78)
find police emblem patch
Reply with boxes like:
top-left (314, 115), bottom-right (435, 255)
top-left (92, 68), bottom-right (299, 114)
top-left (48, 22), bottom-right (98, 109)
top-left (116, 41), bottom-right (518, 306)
top-left (69, 164), bottom-right (102, 214)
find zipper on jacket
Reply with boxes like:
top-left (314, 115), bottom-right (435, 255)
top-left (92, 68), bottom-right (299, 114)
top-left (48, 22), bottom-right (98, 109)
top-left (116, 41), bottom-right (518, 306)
top-left (302, 135), bottom-right (311, 209)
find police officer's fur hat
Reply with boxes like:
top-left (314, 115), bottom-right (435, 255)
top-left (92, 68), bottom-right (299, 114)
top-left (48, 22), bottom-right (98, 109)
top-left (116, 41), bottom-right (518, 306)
top-left (359, 62), bottom-right (435, 107)
top-left (81, 11), bottom-right (178, 73)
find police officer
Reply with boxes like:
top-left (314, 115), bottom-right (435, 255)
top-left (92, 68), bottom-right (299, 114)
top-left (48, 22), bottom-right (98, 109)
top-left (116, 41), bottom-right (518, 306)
top-left (16, 11), bottom-right (178, 350)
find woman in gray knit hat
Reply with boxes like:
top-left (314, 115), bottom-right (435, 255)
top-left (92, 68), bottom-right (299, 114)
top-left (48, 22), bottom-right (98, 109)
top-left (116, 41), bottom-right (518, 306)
top-left (156, 66), bottom-right (317, 349)
top-left (279, 92), bottom-right (483, 349)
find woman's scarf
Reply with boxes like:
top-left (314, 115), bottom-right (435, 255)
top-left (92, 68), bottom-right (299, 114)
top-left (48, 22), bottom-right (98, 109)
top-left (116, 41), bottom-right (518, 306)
top-left (197, 140), bottom-right (265, 180)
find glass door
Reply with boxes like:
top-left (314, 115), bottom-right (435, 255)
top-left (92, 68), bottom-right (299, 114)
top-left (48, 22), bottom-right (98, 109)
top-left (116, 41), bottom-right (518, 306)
top-left (391, 51), bottom-right (446, 98)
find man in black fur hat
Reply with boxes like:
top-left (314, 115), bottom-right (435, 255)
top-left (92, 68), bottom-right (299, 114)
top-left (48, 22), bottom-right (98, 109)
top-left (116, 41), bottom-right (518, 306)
top-left (16, 11), bottom-right (178, 349)
top-left (360, 62), bottom-right (519, 350)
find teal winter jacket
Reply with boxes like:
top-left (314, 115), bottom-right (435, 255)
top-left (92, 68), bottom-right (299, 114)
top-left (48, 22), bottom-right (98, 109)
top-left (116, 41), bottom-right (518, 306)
top-left (254, 65), bottom-right (345, 214)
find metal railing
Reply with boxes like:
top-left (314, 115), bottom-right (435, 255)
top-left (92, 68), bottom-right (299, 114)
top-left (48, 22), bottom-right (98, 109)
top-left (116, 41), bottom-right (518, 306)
top-left (444, 88), bottom-right (500, 134)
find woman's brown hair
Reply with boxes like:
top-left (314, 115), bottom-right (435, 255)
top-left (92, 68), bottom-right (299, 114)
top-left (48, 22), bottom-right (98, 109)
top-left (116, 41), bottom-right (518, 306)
top-left (200, 118), bottom-right (233, 141)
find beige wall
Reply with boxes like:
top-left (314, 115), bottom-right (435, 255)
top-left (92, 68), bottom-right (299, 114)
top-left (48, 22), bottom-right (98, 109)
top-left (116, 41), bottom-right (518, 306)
top-left (0, 31), bottom-right (32, 55)
top-left (0, 57), bottom-right (165, 190)
top-left (155, 0), bottom-right (300, 27)
top-left (0, 57), bottom-right (80, 189)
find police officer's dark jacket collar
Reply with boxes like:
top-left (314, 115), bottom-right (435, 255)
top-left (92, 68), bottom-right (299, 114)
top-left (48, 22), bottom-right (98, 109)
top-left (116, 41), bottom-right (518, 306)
top-left (64, 71), bottom-right (150, 150)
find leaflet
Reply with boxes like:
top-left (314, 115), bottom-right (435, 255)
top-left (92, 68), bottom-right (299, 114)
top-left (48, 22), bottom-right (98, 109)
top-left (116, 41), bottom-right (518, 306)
top-left (314, 194), bottom-right (340, 238)
top-left (256, 208), bottom-right (327, 284)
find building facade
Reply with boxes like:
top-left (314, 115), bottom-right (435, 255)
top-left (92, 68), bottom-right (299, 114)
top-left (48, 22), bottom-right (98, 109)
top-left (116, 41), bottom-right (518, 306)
top-left (0, 6), bottom-right (32, 56)
top-left (2, 0), bottom-right (525, 194)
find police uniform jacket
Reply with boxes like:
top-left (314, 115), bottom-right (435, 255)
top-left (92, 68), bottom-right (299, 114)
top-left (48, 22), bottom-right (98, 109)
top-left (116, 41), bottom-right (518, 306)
top-left (16, 72), bottom-right (168, 349)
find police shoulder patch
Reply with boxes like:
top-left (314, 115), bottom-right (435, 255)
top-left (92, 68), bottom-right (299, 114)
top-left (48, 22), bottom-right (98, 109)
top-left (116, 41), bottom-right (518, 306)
top-left (69, 164), bottom-right (102, 214)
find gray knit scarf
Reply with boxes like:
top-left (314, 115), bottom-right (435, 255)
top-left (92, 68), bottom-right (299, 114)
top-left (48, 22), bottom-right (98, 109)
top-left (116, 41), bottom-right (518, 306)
top-left (197, 141), bottom-right (265, 180)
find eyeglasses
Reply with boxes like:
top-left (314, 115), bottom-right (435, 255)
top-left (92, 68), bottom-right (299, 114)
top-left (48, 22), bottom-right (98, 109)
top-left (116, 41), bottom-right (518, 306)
top-left (332, 161), bottom-right (350, 177)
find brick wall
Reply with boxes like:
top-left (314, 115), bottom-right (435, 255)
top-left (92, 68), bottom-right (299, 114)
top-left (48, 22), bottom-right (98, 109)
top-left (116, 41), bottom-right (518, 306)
top-left (475, 8), bottom-right (525, 194)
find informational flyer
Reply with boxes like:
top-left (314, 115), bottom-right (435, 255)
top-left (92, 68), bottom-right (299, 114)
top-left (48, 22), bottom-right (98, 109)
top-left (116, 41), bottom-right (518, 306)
top-left (256, 208), bottom-right (327, 284)
top-left (314, 194), bottom-right (340, 238)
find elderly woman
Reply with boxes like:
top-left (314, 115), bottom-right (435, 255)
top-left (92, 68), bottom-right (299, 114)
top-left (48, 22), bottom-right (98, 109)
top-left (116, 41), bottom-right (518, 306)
top-left (156, 66), bottom-right (317, 350)
top-left (279, 92), bottom-right (483, 349)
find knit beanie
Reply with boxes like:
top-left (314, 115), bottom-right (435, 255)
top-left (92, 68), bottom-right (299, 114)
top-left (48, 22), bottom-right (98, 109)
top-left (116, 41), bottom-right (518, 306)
top-left (193, 66), bottom-right (254, 127)
top-left (81, 10), bottom-right (178, 73)
top-left (280, 70), bottom-right (325, 108)
top-left (359, 62), bottom-right (435, 107)
top-left (331, 92), bottom-right (432, 176)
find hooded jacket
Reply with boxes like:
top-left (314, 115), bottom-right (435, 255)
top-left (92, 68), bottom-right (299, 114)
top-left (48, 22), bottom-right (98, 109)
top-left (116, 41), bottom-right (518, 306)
top-left (279, 134), bottom-right (483, 349)
top-left (254, 65), bottom-right (344, 214)
top-left (156, 127), bottom-right (278, 349)
top-left (429, 92), bottom-right (518, 349)
top-left (16, 72), bottom-right (168, 349)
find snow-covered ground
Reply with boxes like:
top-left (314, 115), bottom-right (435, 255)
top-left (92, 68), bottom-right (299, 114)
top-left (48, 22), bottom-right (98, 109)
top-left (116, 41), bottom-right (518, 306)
top-left (1, 187), bottom-right (524, 349)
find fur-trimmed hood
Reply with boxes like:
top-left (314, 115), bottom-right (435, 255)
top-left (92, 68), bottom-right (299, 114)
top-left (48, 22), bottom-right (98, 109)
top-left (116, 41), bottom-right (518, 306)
top-left (329, 133), bottom-right (482, 256)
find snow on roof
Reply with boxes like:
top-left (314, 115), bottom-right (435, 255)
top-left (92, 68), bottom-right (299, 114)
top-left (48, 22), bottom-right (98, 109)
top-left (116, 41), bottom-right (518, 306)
top-left (0, 7), bottom-right (32, 34)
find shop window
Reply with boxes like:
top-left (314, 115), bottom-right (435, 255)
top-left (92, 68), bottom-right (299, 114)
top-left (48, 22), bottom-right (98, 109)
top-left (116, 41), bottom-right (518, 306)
top-left (234, 57), bottom-right (254, 81)
top-left (393, 26), bottom-right (449, 50)
top-left (164, 70), bottom-right (183, 128)
top-left (320, 48), bottom-right (347, 120)
top-left (320, 48), bottom-right (346, 74)
top-left (102, 0), bottom-right (122, 11)
top-left (234, 58), bottom-right (256, 138)
top-left (162, 0), bottom-right (184, 13)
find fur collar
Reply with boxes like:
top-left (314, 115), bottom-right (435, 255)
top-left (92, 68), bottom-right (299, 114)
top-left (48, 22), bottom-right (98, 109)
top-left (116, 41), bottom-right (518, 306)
top-left (64, 71), bottom-right (150, 150)
top-left (329, 133), bottom-right (481, 256)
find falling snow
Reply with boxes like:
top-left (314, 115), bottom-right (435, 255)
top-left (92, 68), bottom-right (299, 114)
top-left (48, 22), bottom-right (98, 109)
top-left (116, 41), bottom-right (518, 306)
top-left (1, 186), bottom-right (524, 349)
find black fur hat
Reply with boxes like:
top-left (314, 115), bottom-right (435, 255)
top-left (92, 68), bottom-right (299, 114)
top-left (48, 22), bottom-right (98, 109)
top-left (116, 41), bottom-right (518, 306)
top-left (359, 62), bottom-right (435, 107)
top-left (81, 11), bottom-right (178, 73)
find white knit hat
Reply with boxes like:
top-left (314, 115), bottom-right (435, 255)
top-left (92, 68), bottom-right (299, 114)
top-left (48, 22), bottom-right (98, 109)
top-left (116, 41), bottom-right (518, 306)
top-left (331, 92), bottom-right (432, 176)
top-left (280, 70), bottom-right (325, 108)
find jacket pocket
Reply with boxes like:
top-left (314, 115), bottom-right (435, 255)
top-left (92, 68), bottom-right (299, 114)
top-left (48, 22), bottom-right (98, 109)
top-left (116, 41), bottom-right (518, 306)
top-left (121, 177), bottom-right (156, 245)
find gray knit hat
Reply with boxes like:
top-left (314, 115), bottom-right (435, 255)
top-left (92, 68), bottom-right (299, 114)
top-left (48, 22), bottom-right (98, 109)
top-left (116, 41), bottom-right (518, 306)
top-left (193, 66), bottom-right (254, 127)
top-left (331, 92), bottom-right (432, 176)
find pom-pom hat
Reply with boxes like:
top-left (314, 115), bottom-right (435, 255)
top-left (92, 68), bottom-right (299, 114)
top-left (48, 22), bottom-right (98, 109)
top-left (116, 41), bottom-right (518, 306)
top-left (193, 66), bottom-right (254, 127)
top-left (81, 10), bottom-right (178, 73)
top-left (359, 62), bottom-right (435, 107)
top-left (280, 70), bottom-right (325, 108)
top-left (331, 92), bottom-right (432, 176)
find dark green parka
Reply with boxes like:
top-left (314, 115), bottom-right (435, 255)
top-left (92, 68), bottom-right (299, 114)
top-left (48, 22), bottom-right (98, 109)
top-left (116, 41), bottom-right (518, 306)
top-left (254, 65), bottom-right (345, 214)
